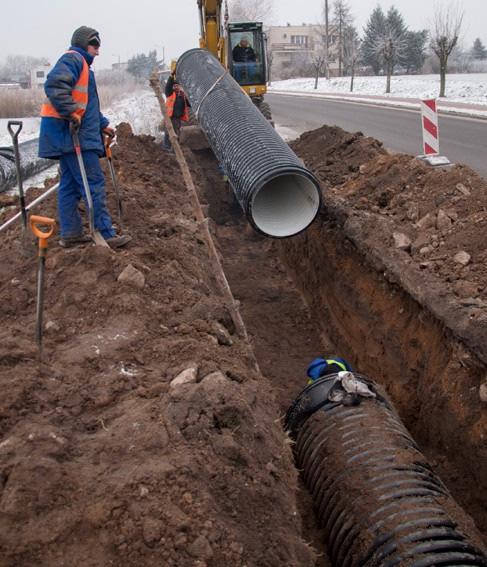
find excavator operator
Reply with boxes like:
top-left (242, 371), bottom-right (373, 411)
top-left (232, 37), bottom-right (256, 62)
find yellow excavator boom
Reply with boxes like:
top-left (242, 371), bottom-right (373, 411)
top-left (197, 0), bottom-right (224, 61)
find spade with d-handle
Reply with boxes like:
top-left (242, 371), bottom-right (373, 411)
top-left (105, 134), bottom-right (123, 230)
top-left (30, 215), bottom-right (56, 360)
top-left (7, 121), bottom-right (28, 230)
top-left (71, 124), bottom-right (109, 247)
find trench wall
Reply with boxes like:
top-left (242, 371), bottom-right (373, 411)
top-left (277, 204), bottom-right (487, 534)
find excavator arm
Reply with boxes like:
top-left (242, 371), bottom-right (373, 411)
top-left (197, 0), bottom-right (225, 61)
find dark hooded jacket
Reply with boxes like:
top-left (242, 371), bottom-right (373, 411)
top-left (39, 46), bottom-right (108, 158)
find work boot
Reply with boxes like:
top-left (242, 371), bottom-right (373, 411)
top-left (106, 234), bottom-right (132, 249)
top-left (59, 234), bottom-right (92, 248)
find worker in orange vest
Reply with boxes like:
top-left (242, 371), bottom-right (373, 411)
top-left (38, 26), bottom-right (131, 249)
top-left (162, 73), bottom-right (190, 152)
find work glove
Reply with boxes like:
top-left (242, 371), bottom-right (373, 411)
top-left (103, 126), bottom-right (115, 138)
top-left (69, 113), bottom-right (81, 133)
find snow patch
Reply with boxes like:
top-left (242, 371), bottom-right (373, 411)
top-left (270, 73), bottom-right (487, 106)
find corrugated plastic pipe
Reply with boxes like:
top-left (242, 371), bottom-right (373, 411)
top-left (176, 48), bottom-right (321, 238)
top-left (0, 138), bottom-right (53, 192)
top-left (286, 373), bottom-right (487, 566)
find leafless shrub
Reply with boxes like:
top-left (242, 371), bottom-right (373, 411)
top-left (430, 1), bottom-right (463, 97)
top-left (228, 0), bottom-right (274, 23)
top-left (0, 89), bottom-right (44, 118)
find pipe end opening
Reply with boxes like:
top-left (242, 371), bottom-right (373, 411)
top-left (251, 174), bottom-right (321, 238)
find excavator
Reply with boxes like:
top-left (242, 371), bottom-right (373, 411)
top-left (196, 0), bottom-right (272, 119)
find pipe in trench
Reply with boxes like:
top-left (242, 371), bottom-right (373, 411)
top-left (286, 372), bottom-right (487, 566)
top-left (0, 138), bottom-right (53, 193)
top-left (176, 48), bottom-right (321, 238)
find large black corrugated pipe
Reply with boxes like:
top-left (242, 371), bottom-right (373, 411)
top-left (0, 139), bottom-right (53, 193)
top-left (176, 48), bottom-right (321, 238)
top-left (286, 372), bottom-right (487, 566)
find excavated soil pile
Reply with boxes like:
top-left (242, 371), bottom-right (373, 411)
top-left (278, 124), bottom-right (487, 536)
top-left (292, 125), bottom-right (487, 308)
top-left (0, 126), bottom-right (316, 566)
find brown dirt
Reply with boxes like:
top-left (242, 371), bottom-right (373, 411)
top-left (0, 126), bottom-right (317, 566)
top-left (1, 118), bottom-right (486, 566)
top-left (186, 148), bottom-right (335, 566)
top-left (292, 125), bottom-right (487, 311)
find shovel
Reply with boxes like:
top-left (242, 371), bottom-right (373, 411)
top-left (71, 125), bottom-right (109, 247)
top-left (104, 134), bottom-right (123, 230)
top-left (7, 120), bottom-right (29, 230)
top-left (30, 215), bottom-right (56, 360)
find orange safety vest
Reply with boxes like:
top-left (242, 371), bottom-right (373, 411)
top-left (40, 51), bottom-right (89, 119)
top-left (166, 92), bottom-right (189, 122)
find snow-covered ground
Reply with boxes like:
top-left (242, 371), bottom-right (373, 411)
top-left (104, 89), bottom-right (162, 138)
top-left (0, 89), bottom-right (160, 149)
top-left (270, 73), bottom-right (487, 107)
top-left (0, 117), bottom-right (41, 148)
top-left (1, 89), bottom-right (161, 194)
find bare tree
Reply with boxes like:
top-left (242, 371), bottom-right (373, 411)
top-left (333, 0), bottom-right (352, 76)
top-left (267, 49), bottom-right (274, 86)
top-left (343, 26), bottom-right (361, 92)
top-left (323, 0), bottom-right (330, 79)
top-left (310, 48), bottom-right (327, 89)
top-left (371, 7), bottom-right (407, 94)
top-left (228, 0), bottom-right (274, 23)
top-left (430, 2), bottom-right (463, 97)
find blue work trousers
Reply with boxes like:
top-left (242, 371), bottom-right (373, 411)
top-left (58, 151), bottom-right (115, 239)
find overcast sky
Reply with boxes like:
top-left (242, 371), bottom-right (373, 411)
top-left (0, 0), bottom-right (484, 70)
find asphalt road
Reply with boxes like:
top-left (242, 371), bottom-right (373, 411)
top-left (267, 93), bottom-right (487, 178)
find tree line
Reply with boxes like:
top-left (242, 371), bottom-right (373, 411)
top-left (228, 0), bottom-right (484, 98)
top-left (311, 1), bottom-right (484, 96)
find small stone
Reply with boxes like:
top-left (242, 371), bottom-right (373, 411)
top-left (202, 370), bottom-right (228, 385)
top-left (188, 535), bottom-right (213, 560)
top-left (45, 320), bottom-right (61, 332)
top-left (454, 281), bottom-right (478, 298)
top-left (419, 246), bottom-right (433, 255)
top-left (480, 383), bottom-right (487, 404)
top-left (212, 323), bottom-right (233, 346)
top-left (405, 202), bottom-right (419, 222)
top-left (182, 492), bottom-right (193, 505)
top-left (117, 264), bottom-right (145, 289)
top-left (359, 164), bottom-right (367, 174)
top-left (170, 366), bottom-right (198, 388)
top-left (412, 233), bottom-right (430, 253)
top-left (142, 518), bottom-right (163, 545)
top-left (446, 209), bottom-right (459, 222)
top-left (139, 486), bottom-right (149, 497)
top-left (415, 213), bottom-right (435, 230)
top-left (455, 183), bottom-right (471, 196)
top-left (453, 251), bottom-right (471, 266)
top-left (436, 209), bottom-right (452, 231)
top-left (392, 232), bottom-right (411, 251)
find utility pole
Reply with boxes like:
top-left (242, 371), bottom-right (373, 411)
top-left (324, 0), bottom-right (330, 79)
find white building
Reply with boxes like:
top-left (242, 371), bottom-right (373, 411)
top-left (267, 24), bottom-right (340, 79)
top-left (30, 65), bottom-right (52, 89)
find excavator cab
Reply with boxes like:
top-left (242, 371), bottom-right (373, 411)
top-left (228, 22), bottom-right (268, 99)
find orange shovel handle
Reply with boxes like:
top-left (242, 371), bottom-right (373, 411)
top-left (104, 134), bottom-right (114, 159)
top-left (30, 215), bottom-right (56, 250)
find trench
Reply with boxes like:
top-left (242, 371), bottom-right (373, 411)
top-left (187, 147), bottom-right (487, 561)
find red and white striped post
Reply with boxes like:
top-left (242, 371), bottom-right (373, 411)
top-left (421, 99), bottom-right (440, 156)
top-left (418, 99), bottom-right (451, 166)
